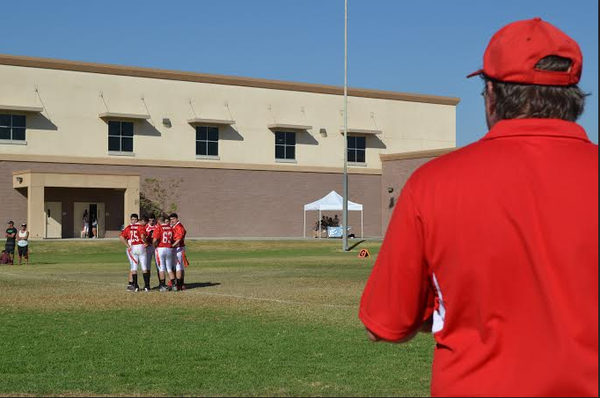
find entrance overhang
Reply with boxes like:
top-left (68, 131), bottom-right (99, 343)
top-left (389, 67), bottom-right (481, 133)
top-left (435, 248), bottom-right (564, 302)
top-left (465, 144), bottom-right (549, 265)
top-left (12, 170), bottom-right (140, 239)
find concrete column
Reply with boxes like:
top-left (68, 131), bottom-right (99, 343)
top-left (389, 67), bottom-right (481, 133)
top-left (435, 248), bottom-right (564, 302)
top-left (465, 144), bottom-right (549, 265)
top-left (123, 176), bottom-right (140, 227)
top-left (27, 185), bottom-right (45, 239)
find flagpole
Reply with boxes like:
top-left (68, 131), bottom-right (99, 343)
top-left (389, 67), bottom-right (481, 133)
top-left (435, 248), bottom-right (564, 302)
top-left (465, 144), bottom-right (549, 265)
top-left (342, 0), bottom-right (349, 252)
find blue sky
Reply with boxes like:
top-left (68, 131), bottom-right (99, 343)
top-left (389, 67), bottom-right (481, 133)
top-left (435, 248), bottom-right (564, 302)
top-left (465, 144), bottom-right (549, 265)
top-left (1, 0), bottom-right (597, 146)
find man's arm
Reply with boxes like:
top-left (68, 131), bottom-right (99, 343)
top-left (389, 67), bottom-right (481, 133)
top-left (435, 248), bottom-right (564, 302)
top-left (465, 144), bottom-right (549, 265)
top-left (359, 180), bottom-right (434, 344)
top-left (152, 226), bottom-right (161, 248)
top-left (365, 316), bottom-right (433, 344)
top-left (172, 227), bottom-right (183, 247)
top-left (119, 235), bottom-right (129, 248)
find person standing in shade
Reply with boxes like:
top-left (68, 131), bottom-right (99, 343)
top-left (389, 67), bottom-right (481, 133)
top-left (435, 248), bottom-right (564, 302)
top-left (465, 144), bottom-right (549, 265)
top-left (4, 221), bottom-right (17, 265)
top-left (82, 210), bottom-right (90, 238)
top-left (359, 18), bottom-right (598, 397)
top-left (91, 216), bottom-right (98, 238)
top-left (16, 223), bottom-right (29, 266)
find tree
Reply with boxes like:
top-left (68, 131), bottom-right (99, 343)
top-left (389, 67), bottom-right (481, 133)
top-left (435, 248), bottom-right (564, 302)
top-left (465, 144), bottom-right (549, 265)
top-left (140, 177), bottom-right (183, 217)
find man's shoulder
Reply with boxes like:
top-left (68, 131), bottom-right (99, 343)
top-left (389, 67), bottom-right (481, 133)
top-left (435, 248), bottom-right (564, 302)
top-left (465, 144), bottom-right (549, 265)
top-left (410, 142), bottom-right (486, 184)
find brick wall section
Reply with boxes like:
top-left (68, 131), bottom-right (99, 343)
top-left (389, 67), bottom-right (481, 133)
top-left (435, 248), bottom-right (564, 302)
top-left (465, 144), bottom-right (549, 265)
top-left (0, 161), bottom-right (382, 238)
top-left (381, 157), bottom-right (439, 234)
top-left (0, 162), bottom-right (28, 226)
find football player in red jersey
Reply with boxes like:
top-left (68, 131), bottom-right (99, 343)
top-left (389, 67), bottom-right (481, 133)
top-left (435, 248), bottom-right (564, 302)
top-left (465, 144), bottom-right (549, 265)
top-left (170, 213), bottom-right (188, 291)
top-left (123, 214), bottom-right (138, 290)
top-left (153, 215), bottom-right (174, 292)
top-left (120, 213), bottom-right (150, 292)
top-left (144, 214), bottom-right (159, 287)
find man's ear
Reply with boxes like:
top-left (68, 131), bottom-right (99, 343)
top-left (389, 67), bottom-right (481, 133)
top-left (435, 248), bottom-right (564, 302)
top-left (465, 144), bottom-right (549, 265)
top-left (485, 81), bottom-right (499, 128)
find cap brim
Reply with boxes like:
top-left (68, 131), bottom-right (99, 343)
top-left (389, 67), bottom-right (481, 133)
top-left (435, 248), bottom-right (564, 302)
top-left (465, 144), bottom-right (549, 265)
top-left (467, 69), bottom-right (484, 79)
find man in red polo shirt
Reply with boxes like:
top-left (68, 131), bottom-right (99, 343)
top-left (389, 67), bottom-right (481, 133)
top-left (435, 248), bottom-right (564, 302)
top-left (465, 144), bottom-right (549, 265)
top-left (360, 18), bottom-right (598, 397)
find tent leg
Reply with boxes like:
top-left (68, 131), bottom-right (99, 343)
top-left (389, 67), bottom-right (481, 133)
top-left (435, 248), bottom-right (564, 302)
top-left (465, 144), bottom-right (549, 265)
top-left (361, 210), bottom-right (364, 239)
top-left (303, 211), bottom-right (306, 238)
top-left (319, 210), bottom-right (321, 239)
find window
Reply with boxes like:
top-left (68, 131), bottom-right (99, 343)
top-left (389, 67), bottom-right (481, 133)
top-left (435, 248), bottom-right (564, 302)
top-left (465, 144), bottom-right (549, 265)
top-left (0, 114), bottom-right (26, 142)
top-left (108, 121), bottom-right (134, 153)
top-left (196, 126), bottom-right (219, 157)
top-left (348, 136), bottom-right (366, 163)
top-left (275, 131), bottom-right (296, 160)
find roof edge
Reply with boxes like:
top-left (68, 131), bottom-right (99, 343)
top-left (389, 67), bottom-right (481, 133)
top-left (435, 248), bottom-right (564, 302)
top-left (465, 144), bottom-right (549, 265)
top-left (380, 147), bottom-right (457, 161)
top-left (0, 54), bottom-right (461, 106)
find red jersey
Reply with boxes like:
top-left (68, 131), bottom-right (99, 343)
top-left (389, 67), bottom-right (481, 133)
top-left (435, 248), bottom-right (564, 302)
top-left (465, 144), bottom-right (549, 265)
top-left (155, 223), bottom-right (174, 248)
top-left (121, 224), bottom-right (146, 246)
top-left (172, 222), bottom-right (186, 247)
top-left (360, 119), bottom-right (598, 397)
top-left (145, 224), bottom-right (158, 245)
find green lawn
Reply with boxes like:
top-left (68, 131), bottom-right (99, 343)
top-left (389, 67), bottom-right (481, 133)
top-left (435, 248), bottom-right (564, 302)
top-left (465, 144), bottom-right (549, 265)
top-left (0, 240), bottom-right (433, 397)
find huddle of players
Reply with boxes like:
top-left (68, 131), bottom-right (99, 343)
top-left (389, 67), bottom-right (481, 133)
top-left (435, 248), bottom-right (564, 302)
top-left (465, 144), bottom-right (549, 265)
top-left (120, 213), bottom-right (187, 292)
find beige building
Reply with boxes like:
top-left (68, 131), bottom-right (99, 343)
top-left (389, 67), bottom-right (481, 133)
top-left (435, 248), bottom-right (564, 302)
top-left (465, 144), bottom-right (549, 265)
top-left (0, 54), bottom-right (458, 239)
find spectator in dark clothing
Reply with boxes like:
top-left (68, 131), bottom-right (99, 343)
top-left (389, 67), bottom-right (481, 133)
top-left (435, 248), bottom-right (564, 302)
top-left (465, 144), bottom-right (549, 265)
top-left (5, 221), bottom-right (17, 265)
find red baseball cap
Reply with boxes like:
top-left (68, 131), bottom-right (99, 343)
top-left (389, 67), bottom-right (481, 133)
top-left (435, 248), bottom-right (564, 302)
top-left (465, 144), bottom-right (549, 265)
top-left (467, 18), bottom-right (583, 86)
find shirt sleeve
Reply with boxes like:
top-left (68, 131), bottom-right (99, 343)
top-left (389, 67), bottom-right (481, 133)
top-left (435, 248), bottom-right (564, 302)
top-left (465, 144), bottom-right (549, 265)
top-left (120, 226), bottom-right (130, 239)
top-left (173, 226), bottom-right (184, 241)
top-left (359, 181), bottom-right (434, 342)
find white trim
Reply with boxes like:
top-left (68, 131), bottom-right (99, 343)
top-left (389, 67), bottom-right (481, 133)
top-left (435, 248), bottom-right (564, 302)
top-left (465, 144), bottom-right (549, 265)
top-left (432, 273), bottom-right (446, 334)
top-left (99, 112), bottom-right (150, 121)
top-left (276, 158), bottom-right (297, 164)
top-left (339, 128), bottom-right (383, 136)
top-left (0, 139), bottom-right (27, 146)
top-left (0, 105), bottom-right (43, 113)
top-left (108, 151), bottom-right (135, 157)
top-left (349, 162), bottom-right (367, 167)
top-left (188, 118), bottom-right (235, 126)
top-left (268, 123), bottom-right (312, 132)
top-left (196, 155), bottom-right (220, 161)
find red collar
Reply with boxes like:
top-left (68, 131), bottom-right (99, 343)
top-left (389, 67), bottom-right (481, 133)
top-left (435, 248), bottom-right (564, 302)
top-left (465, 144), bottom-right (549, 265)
top-left (482, 119), bottom-right (591, 143)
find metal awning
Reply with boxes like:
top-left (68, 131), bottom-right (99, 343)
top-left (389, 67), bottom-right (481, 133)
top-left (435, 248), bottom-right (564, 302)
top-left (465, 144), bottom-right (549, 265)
top-left (0, 104), bottom-right (44, 113)
top-left (340, 128), bottom-right (383, 136)
top-left (187, 118), bottom-right (235, 126)
top-left (98, 112), bottom-right (151, 121)
top-left (268, 123), bottom-right (313, 132)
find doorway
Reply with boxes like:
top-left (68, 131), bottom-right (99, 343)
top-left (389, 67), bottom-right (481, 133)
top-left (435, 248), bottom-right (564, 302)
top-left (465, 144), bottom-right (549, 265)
top-left (44, 202), bottom-right (62, 239)
top-left (73, 202), bottom-right (106, 238)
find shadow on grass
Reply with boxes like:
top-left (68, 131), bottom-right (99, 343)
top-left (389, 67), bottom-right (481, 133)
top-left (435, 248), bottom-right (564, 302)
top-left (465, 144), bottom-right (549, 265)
top-left (185, 282), bottom-right (221, 290)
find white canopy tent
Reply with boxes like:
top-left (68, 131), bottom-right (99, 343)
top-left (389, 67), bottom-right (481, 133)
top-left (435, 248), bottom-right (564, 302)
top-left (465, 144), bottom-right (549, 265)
top-left (303, 191), bottom-right (364, 238)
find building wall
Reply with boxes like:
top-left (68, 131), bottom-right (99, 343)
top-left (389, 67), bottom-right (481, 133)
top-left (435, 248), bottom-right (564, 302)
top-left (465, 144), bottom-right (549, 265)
top-left (1, 161), bottom-right (382, 238)
top-left (381, 150), bottom-right (455, 233)
top-left (0, 59), bottom-right (456, 171)
top-left (0, 162), bottom-right (27, 226)
top-left (0, 55), bottom-right (459, 239)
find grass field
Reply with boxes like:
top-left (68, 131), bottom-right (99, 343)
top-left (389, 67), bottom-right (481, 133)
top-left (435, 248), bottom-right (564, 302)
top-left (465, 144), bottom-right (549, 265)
top-left (0, 240), bottom-right (434, 397)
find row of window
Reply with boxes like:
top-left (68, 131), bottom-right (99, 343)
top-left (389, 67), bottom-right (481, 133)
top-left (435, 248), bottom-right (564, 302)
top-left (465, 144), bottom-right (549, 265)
top-left (1, 115), bottom-right (368, 163)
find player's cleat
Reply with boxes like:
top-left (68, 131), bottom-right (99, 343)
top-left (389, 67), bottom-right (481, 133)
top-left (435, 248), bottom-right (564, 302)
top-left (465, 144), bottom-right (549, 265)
top-left (159, 285), bottom-right (168, 292)
top-left (143, 287), bottom-right (151, 292)
top-left (172, 285), bottom-right (179, 292)
top-left (134, 285), bottom-right (140, 292)
top-left (126, 285), bottom-right (136, 292)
